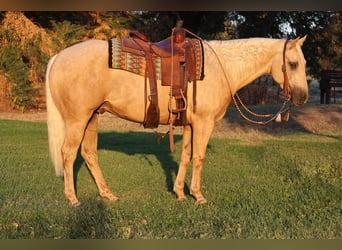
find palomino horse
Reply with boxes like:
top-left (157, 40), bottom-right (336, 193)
top-left (46, 36), bottom-right (308, 206)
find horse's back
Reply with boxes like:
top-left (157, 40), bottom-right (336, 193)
top-left (54, 40), bottom-right (108, 70)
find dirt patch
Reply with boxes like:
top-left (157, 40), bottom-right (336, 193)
top-left (291, 104), bottom-right (342, 135)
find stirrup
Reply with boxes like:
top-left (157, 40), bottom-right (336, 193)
top-left (170, 90), bottom-right (187, 113)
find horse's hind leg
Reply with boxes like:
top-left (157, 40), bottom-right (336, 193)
top-left (81, 112), bottom-right (118, 202)
top-left (62, 121), bottom-right (88, 207)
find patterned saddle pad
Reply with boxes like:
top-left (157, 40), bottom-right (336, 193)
top-left (108, 38), bottom-right (204, 82)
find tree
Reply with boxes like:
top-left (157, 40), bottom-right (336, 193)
top-left (0, 12), bottom-right (49, 111)
top-left (231, 11), bottom-right (342, 78)
top-left (284, 11), bottom-right (341, 77)
top-left (310, 12), bottom-right (341, 73)
top-left (132, 11), bottom-right (232, 41)
top-left (231, 11), bottom-right (285, 38)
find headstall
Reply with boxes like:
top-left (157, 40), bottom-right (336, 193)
top-left (282, 39), bottom-right (291, 101)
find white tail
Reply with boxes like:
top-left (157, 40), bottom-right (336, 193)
top-left (46, 55), bottom-right (65, 176)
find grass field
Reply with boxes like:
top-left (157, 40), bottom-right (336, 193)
top-left (0, 112), bottom-right (341, 239)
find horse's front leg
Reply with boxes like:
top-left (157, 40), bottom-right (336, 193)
top-left (173, 124), bottom-right (192, 200)
top-left (81, 113), bottom-right (118, 202)
top-left (190, 119), bottom-right (215, 205)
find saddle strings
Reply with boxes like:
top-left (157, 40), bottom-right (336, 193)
top-left (167, 28), bottom-right (176, 152)
top-left (183, 28), bottom-right (291, 125)
top-left (168, 29), bottom-right (175, 116)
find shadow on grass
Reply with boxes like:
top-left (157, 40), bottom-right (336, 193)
top-left (224, 105), bottom-right (310, 135)
top-left (67, 198), bottom-right (112, 238)
top-left (68, 132), bottom-right (185, 238)
top-left (73, 131), bottom-right (185, 194)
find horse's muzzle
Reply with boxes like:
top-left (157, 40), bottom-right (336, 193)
top-left (291, 85), bottom-right (309, 106)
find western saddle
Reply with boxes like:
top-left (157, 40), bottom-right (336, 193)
top-left (120, 24), bottom-right (199, 130)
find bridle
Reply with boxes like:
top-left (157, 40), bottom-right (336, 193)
top-left (282, 39), bottom-right (291, 101)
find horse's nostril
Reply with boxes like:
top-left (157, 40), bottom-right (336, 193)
top-left (293, 93), bottom-right (308, 106)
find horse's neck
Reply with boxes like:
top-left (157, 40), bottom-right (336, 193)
top-left (209, 38), bottom-right (282, 94)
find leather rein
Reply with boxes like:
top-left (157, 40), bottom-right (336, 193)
top-left (232, 39), bottom-right (292, 125)
top-left (165, 34), bottom-right (293, 129)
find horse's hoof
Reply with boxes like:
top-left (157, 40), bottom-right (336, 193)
top-left (70, 200), bottom-right (81, 207)
top-left (195, 197), bottom-right (207, 205)
top-left (177, 196), bottom-right (187, 201)
top-left (108, 196), bottom-right (119, 202)
top-left (101, 192), bottom-right (119, 202)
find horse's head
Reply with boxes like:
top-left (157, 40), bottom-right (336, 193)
top-left (271, 36), bottom-right (308, 106)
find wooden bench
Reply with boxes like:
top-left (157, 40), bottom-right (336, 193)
top-left (320, 69), bottom-right (342, 104)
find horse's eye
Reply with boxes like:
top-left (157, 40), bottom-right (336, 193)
top-left (288, 61), bottom-right (298, 70)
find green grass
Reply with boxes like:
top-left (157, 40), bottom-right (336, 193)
top-left (0, 119), bottom-right (341, 239)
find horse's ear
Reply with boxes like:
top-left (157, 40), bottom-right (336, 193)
top-left (288, 37), bottom-right (299, 49)
top-left (289, 35), bottom-right (307, 49)
top-left (297, 35), bottom-right (307, 46)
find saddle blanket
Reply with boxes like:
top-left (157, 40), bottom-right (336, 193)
top-left (108, 38), bottom-right (204, 81)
